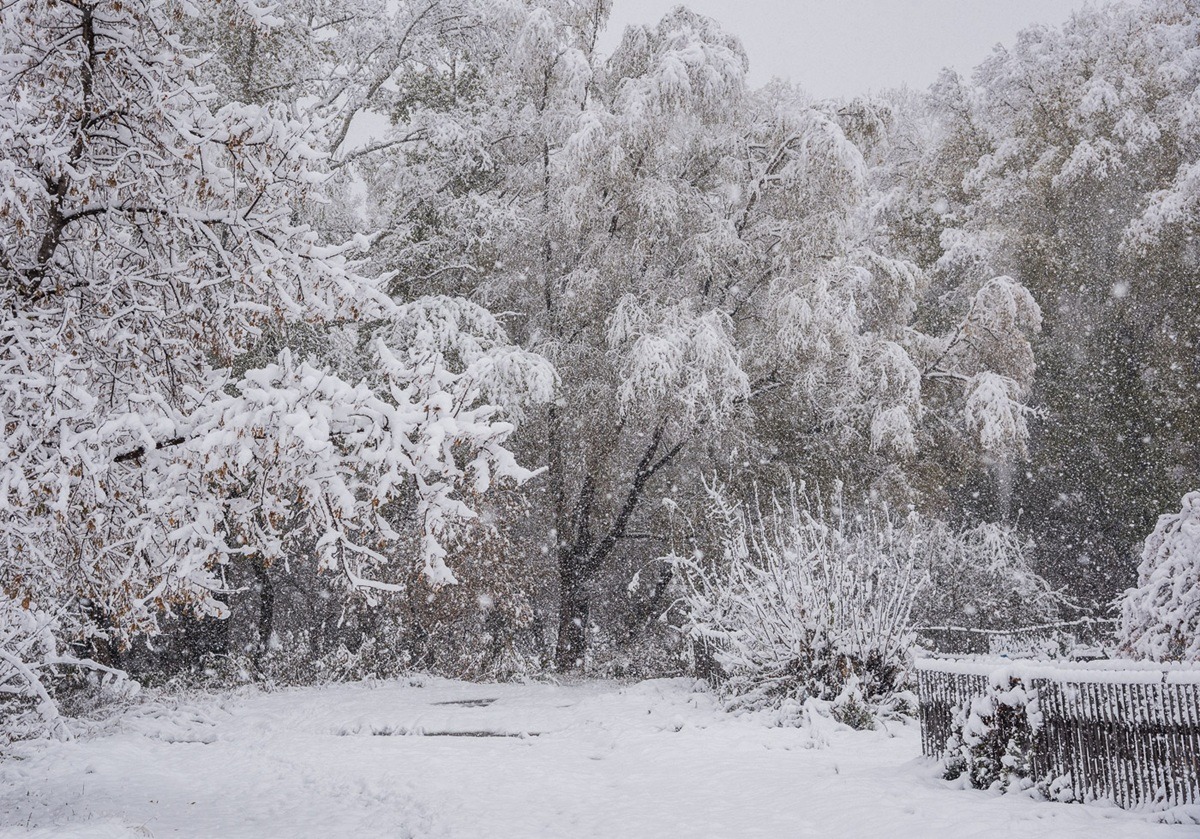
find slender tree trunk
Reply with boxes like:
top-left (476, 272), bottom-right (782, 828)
top-left (619, 560), bottom-right (674, 646)
top-left (554, 474), bottom-right (594, 669)
top-left (250, 557), bottom-right (274, 654)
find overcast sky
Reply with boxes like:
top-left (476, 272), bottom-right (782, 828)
top-left (603, 1), bottom-right (1110, 99)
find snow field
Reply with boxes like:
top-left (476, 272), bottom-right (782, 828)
top-left (0, 678), bottom-right (1194, 838)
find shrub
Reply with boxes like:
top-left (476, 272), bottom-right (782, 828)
top-left (911, 520), bottom-right (1063, 633)
top-left (943, 669), bottom-right (1041, 792)
top-left (0, 596), bottom-right (128, 744)
top-left (673, 483), bottom-right (926, 726)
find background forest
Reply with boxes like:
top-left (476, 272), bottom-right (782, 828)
top-left (1, 0), bottom-right (1198, 738)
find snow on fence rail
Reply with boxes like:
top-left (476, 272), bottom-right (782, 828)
top-left (915, 658), bottom-right (1200, 809)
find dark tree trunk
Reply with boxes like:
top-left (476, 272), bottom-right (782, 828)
top-left (551, 422), bottom-right (688, 670)
top-left (250, 557), bottom-right (274, 654)
top-left (554, 474), bottom-right (595, 670)
top-left (619, 560), bottom-right (675, 646)
top-left (554, 555), bottom-right (590, 670)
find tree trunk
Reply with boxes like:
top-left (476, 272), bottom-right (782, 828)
top-left (554, 474), bottom-right (595, 670)
top-left (250, 557), bottom-right (274, 654)
top-left (619, 559), bottom-right (674, 647)
top-left (554, 550), bottom-right (591, 670)
top-left (551, 422), bottom-right (688, 670)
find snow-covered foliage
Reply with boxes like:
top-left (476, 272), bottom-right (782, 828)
top-left (1119, 491), bottom-right (1200, 662)
top-left (912, 520), bottom-right (1063, 632)
top-left (673, 476), bottom-right (1067, 725)
top-left (0, 603), bottom-right (77, 742)
top-left (342, 0), bottom-right (1047, 670)
top-left (0, 0), bottom-right (547, 738)
top-left (943, 670), bottom-right (1042, 793)
top-left (873, 0), bottom-right (1200, 607)
top-left (674, 484), bottom-right (925, 726)
top-left (0, 594), bottom-right (134, 742)
top-left (966, 0), bottom-right (1200, 249)
top-left (3, 0), bottom-right (1196, 752)
top-left (607, 297), bottom-right (748, 429)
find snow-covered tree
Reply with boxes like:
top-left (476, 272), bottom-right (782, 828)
top-left (886, 0), bottom-right (1200, 603)
top-left (1119, 491), bottom-right (1200, 662)
top-left (346, 2), bottom-right (1046, 669)
top-left (910, 520), bottom-right (1062, 632)
top-left (0, 0), bottom-right (548, 734)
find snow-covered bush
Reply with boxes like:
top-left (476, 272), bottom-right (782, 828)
top-left (912, 520), bottom-right (1063, 632)
top-left (1119, 491), bottom-right (1200, 662)
top-left (380, 502), bottom-right (551, 682)
top-left (674, 484), bottom-right (927, 727)
top-left (943, 669), bottom-right (1041, 792)
top-left (0, 600), bottom-right (72, 742)
top-left (160, 631), bottom-right (414, 692)
top-left (0, 596), bottom-right (127, 743)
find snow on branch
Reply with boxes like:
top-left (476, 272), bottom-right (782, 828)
top-left (0, 0), bottom-right (553, 738)
top-left (607, 295), bottom-right (749, 430)
top-left (963, 372), bottom-right (1036, 458)
top-left (1119, 491), bottom-right (1200, 663)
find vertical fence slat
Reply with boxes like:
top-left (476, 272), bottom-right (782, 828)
top-left (1131, 681), bottom-right (1155, 806)
top-left (1031, 677), bottom-right (1049, 785)
top-left (1163, 680), bottom-right (1180, 806)
top-left (1187, 684), bottom-right (1200, 805)
top-left (1171, 680), bottom-right (1197, 806)
top-left (1051, 681), bottom-right (1071, 799)
top-left (1122, 682), bottom-right (1137, 809)
top-left (1149, 680), bottom-right (1168, 806)
top-left (1162, 680), bottom-right (1178, 807)
top-left (1099, 681), bottom-right (1108, 806)
top-left (1065, 681), bottom-right (1085, 802)
top-left (1120, 683), bottom-right (1137, 808)
top-left (1092, 682), bottom-right (1107, 802)
top-left (1082, 682), bottom-right (1094, 802)
top-left (1180, 681), bottom-right (1195, 806)
top-left (1099, 681), bottom-right (1118, 807)
top-left (1117, 682), bottom-right (1133, 808)
top-left (1082, 681), bottom-right (1099, 802)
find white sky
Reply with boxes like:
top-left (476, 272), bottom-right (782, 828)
top-left (603, 1), bottom-right (1111, 99)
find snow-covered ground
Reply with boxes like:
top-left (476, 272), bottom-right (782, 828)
top-left (0, 678), bottom-right (1192, 838)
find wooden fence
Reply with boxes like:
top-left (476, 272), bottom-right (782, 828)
top-left (916, 658), bottom-right (1200, 809)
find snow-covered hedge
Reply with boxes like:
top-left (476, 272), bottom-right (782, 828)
top-left (917, 657), bottom-right (1200, 809)
top-left (674, 481), bottom-right (1059, 728)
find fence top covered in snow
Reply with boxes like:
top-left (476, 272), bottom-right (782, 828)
top-left (914, 656), bottom-right (1200, 685)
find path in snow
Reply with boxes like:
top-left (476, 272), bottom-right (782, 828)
top-left (0, 678), bottom-right (1193, 838)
